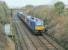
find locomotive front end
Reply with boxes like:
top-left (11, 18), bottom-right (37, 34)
top-left (35, 18), bottom-right (45, 33)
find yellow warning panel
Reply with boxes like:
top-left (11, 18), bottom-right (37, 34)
top-left (35, 26), bottom-right (45, 30)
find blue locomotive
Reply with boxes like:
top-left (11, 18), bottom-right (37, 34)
top-left (17, 12), bottom-right (46, 34)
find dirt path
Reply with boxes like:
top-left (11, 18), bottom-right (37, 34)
top-left (5, 37), bottom-right (15, 50)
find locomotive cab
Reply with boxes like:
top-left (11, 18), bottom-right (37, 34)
top-left (35, 18), bottom-right (45, 33)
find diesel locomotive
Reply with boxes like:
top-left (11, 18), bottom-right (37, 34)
top-left (17, 12), bottom-right (46, 34)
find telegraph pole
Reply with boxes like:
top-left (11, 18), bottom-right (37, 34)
top-left (11, 9), bottom-right (13, 17)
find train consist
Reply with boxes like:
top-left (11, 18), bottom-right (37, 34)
top-left (17, 12), bottom-right (46, 34)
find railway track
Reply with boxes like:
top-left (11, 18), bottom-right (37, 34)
top-left (21, 22), bottom-right (48, 50)
top-left (13, 16), bottom-right (26, 50)
top-left (42, 34), bottom-right (65, 50)
top-left (14, 15), bottom-right (65, 50)
top-left (20, 18), bottom-right (65, 50)
top-left (15, 16), bottom-right (36, 50)
top-left (15, 23), bottom-right (28, 50)
top-left (38, 36), bottom-right (58, 50)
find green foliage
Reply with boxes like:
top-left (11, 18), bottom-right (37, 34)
top-left (36, 16), bottom-right (43, 18)
top-left (0, 2), bottom-right (9, 24)
top-left (22, 5), bottom-right (68, 49)
top-left (24, 5), bottom-right (33, 8)
top-left (54, 1), bottom-right (65, 16)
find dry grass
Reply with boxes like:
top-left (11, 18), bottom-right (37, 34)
top-left (0, 2), bottom-right (14, 50)
top-left (5, 37), bottom-right (15, 50)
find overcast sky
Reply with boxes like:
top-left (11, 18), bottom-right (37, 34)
top-left (1, 0), bottom-right (68, 8)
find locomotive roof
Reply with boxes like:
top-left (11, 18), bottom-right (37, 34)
top-left (26, 15), bottom-right (43, 22)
